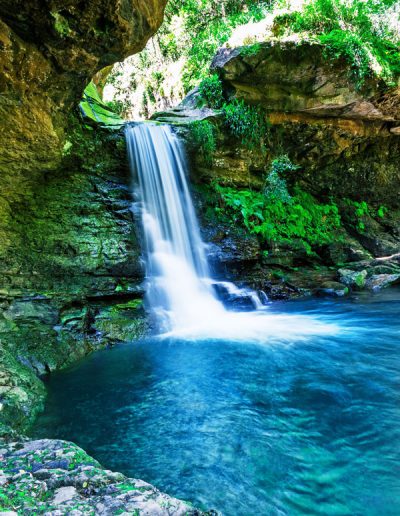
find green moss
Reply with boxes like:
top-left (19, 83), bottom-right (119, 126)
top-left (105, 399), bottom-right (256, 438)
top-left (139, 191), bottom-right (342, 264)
top-left (0, 121), bottom-right (142, 433)
top-left (51, 12), bottom-right (71, 37)
top-left (354, 272), bottom-right (367, 288)
top-left (95, 302), bottom-right (148, 342)
top-left (110, 299), bottom-right (143, 314)
top-left (66, 446), bottom-right (100, 470)
top-left (0, 347), bottom-right (46, 431)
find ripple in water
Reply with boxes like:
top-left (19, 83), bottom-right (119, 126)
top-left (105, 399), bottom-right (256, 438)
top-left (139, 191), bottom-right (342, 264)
top-left (32, 289), bottom-right (400, 516)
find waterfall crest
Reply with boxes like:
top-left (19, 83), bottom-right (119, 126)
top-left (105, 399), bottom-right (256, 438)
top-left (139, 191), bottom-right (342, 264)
top-left (126, 123), bottom-right (336, 341)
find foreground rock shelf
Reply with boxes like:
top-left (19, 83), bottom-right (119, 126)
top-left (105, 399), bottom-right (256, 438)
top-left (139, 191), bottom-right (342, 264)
top-left (0, 439), bottom-right (211, 515)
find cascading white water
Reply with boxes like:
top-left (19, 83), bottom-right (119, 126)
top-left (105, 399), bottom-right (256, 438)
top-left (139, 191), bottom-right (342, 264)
top-left (126, 123), bottom-right (336, 341)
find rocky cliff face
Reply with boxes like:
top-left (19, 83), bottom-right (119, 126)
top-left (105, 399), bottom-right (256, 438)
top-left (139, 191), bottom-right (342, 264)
top-left (0, 1), bottom-right (166, 433)
top-left (0, 127), bottom-right (149, 435)
top-left (156, 40), bottom-right (400, 300)
top-left (0, 0), bottom-right (167, 176)
top-left (211, 41), bottom-right (400, 206)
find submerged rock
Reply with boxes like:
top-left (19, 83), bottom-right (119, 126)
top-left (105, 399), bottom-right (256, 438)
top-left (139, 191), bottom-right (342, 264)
top-left (316, 281), bottom-right (350, 298)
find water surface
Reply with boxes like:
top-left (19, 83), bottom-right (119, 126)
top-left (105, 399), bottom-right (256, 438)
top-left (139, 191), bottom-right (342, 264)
top-left (32, 289), bottom-right (400, 515)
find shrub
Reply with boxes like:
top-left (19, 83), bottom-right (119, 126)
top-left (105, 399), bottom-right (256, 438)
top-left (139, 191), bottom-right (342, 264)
top-left (213, 183), bottom-right (342, 254)
top-left (222, 99), bottom-right (270, 151)
top-left (189, 120), bottom-right (217, 166)
top-left (198, 74), bottom-right (225, 109)
top-left (264, 155), bottom-right (299, 203)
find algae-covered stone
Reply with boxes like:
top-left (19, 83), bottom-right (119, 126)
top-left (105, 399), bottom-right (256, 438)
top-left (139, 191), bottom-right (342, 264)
top-left (0, 439), bottom-right (208, 515)
top-left (338, 269), bottom-right (368, 289)
top-left (0, 348), bottom-right (46, 433)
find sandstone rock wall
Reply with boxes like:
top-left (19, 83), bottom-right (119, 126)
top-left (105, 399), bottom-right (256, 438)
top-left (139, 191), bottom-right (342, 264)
top-left (0, 128), bottom-right (148, 434)
top-left (211, 41), bottom-right (400, 207)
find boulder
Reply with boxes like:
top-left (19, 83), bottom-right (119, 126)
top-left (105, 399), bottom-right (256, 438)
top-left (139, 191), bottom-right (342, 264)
top-left (338, 268), bottom-right (368, 289)
top-left (212, 41), bottom-right (398, 121)
top-left (366, 273), bottom-right (400, 291)
top-left (0, 439), bottom-right (208, 515)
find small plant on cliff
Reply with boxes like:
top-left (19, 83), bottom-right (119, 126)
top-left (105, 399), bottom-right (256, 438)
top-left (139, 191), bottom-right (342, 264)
top-left (51, 12), bottom-right (71, 37)
top-left (222, 99), bottom-right (270, 151)
top-left (264, 155), bottom-right (300, 204)
top-left (342, 198), bottom-right (387, 233)
top-left (189, 120), bottom-right (217, 166)
top-left (240, 43), bottom-right (262, 57)
top-left (213, 180), bottom-right (342, 254)
top-left (198, 74), bottom-right (225, 109)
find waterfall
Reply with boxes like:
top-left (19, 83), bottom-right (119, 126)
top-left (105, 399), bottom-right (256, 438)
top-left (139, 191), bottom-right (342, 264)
top-left (126, 123), bottom-right (336, 341)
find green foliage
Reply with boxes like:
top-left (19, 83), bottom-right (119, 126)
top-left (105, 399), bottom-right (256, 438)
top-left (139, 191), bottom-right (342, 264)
top-left (189, 120), bottom-right (217, 165)
top-left (80, 82), bottom-right (124, 126)
top-left (222, 99), bottom-right (270, 151)
top-left (198, 74), bottom-right (225, 109)
top-left (170, 1), bottom-right (269, 91)
top-left (104, 99), bottom-right (125, 116)
top-left (239, 43), bottom-right (262, 56)
top-left (197, 76), bottom-right (270, 153)
top-left (264, 155), bottom-right (299, 203)
top-left (319, 30), bottom-right (373, 86)
top-left (105, 0), bottom-right (399, 117)
top-left (278, 0), bottom-right (400, 87)
top-left (213, 181), bottom-right (342, 254)
top-left (67, 447), bottom-right (99, 470)
top-left (343, 198), bottom-right (387, 232)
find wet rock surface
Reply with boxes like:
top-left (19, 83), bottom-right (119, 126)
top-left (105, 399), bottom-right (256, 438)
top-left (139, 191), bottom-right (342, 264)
top-left (0, 128), bottom-right (148, 434)
top-left (0, 439), bottom-right (209, 515)
top-left (0, 7), bottom-right (166, 432)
